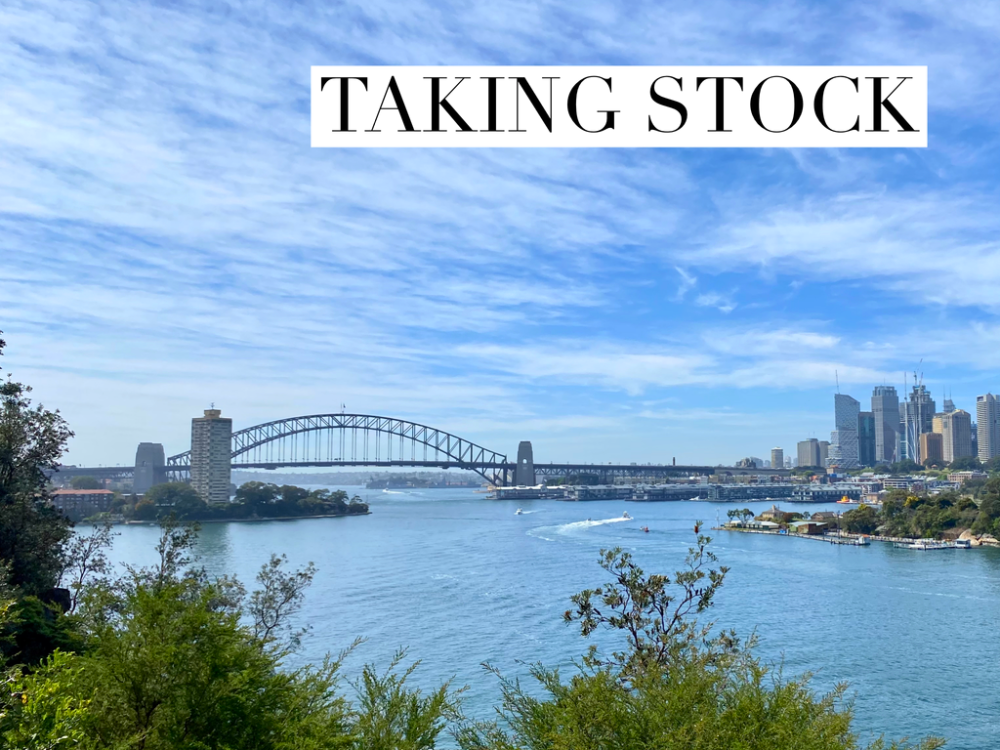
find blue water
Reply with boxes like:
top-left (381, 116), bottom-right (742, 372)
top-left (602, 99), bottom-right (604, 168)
top-left (107, 488), bottom-right (1000, 748)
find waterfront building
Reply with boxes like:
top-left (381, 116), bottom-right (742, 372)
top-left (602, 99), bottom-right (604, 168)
top-left (936, 409), bottom-right (973, 463)
top-left (706, 484), bottom-right (794, 502)
top-left (858, 411), bottom-right (875, 467)
top-left (50, 489), bottom-right (115, 521)
top-left (919, 432), bottom-right (944, 464)
top-left (790, 484), bottom-right (863, 502)
top-left (900, 385), bottom-right (935, 462)
top-left (191, 408), bottom-right (233, 504)
top-left (872, 386), bottom-right (900, 464)
top-left (976, 393), bottom-right (1000, 461)
top-left (770, 447), bottom-right (783, 471)
top-left (828, 394), bottom-right (860, 469)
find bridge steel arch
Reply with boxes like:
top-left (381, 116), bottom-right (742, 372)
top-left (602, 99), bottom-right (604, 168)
top-left (167, 414), bottom-right (510, 485)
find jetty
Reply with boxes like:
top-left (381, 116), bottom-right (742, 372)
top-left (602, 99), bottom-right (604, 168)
top-left (713, 526), bottom-right (870, 546)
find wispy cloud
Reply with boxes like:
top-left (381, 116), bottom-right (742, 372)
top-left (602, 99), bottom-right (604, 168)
top-left (4, 0), bottom-right (1000, 464)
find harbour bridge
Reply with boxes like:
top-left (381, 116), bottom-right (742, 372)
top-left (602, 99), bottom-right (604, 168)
top-left (54, 412), bottom-right (789, 488)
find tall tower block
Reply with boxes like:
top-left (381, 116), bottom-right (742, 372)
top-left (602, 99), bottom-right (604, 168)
top-left (191, 408), bottom-right (232, 504)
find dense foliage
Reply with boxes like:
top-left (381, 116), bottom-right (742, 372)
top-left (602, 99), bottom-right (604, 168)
top-left (839, 487), bottom-right (994, 539)
top-left (114, 481), bottom-right (370, 522)
top-left (0, 521), bottom-right (458, 750)
top-left (0, 334), bottom-right (74, 596)
top-left (457, 536), bottom-right (941, 750)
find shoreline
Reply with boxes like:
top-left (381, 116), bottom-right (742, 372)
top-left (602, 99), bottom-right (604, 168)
top-left (714, 526), bottom-right (1000, 548)
top-left (78, 511), bottom-right (372, 526)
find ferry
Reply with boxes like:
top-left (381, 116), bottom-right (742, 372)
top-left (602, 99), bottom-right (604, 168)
top-left (893, 540), bottom-right (953, 551)
top-left (836, 495), bottom-right (858, 505)
top-left (955, 538), bottom-right (973, 549)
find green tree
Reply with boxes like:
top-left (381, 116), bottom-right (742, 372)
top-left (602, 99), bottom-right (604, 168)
top-left (235, 481), bottom-right (279, 509)
top-left (842, 505), bottom-right (879, 535)
top-left (948, 456), bottom-right (981, 471)
top-left (142, 481), bottom-right (207, 520)
top-left (70, 476), bottom-right (102, 490)
top-left (133, 499), bottom-right (157, 521)
top-left (0, 335), bottom-right (74, 596)
top-left (3, 521), bottom-right (458, 750)
top-left (563, 525), bottom-right (731, 679)
top-left (458, 532), bottom-right (942, 750)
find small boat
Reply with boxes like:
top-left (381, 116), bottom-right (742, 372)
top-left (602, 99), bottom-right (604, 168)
top-left (515, 508), bottom-right (523, 515)
top-left (622, 511), bottom-right (631, 520)
top-left (894, 540), bottom-right (952, 551)
top-left (955, 538), bottom-right (973, 549)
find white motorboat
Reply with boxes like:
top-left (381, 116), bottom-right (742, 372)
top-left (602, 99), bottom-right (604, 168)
top-left (622, 511), bottom-right (631, 520)
top-left (515, 508), bottom-right (523, 515)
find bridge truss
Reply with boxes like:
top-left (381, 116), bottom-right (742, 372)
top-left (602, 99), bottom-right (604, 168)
top-left (167, 414), bottom-right (511, 485)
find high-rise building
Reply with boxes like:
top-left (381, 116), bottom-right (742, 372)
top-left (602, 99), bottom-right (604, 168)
top-left (858, 411), bottom-right (875, 467)
top-left (943, 397), bottom-right (956, 414)
top-left (976, 394), bottom-right (1000, 461)
top-left (819, 440), bottom-right (830, 466)
top-left (900, 385), bottom-right (935, 462)
top-left (871, 386), bottom-right (899, 464)
top-left (919, 432), bottom-right (944, 464)
top-left (936, 409), bottom-right (973, 463)
top-left (797, 438), bottom-right (820, 468)
top-left (828, 394), bottom-right (860, 469)
top-left (191, 408), bottom-right (232, 504)
top-left (770, 448), bottom-right (783, 471)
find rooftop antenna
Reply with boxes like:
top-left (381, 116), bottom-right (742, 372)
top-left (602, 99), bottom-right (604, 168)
top-left (340, 402), bottom-right (346, 414)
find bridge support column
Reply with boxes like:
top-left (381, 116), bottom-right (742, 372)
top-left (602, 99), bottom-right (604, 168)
top-left (515, 441), bottom-right (535, 486)
top-left (134, 442), bottom-right (166, 494)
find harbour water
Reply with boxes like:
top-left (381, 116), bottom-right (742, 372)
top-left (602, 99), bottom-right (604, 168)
top-left (107, 488), bottom-right (1000, 748)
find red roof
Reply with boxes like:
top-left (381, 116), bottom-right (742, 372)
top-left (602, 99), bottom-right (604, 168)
top-left (52, 489), bottom-right (113, 495)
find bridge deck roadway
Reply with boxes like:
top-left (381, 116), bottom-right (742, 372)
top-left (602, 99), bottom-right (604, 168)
top-left (55, 461), bottom-right (788, 478)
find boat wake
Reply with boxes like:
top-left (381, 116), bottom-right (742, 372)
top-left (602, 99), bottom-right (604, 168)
top-left (556, 516), bottom-right (633, 534)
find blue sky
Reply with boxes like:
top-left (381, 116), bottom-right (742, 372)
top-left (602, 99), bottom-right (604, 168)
top-left (3, 0), bottom-right (1000, 467)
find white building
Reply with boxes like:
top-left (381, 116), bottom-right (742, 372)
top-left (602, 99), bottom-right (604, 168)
top-left (191, 408), bottom-right (232, 504)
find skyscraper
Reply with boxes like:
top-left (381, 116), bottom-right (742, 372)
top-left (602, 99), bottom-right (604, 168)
top-left (871, 386), bottom-right (899, 464)
top-left (919, 432), bottom-right (943, 464)
top-left (191, 408), bottom-right (232, 504)
top-left (819, 440), bottom-right (830, 466)
top-left (936, 409), bottom-right (973, 463)
top-left (858, 411), bottom-right (875, 467)
top-left (797, 438), bottom-right (820, 468)
top-left (976, 394), bottom-right (1000, 462)
top-left (828, 394), bottom-right (860, 469)
top-left (770, 447), bottom-right (783, 471)
top-left (900, 385), bottom-right (935, 462)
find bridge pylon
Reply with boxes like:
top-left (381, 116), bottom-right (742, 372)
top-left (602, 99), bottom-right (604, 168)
top-left (515, 441), bottom-right (535, 486)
